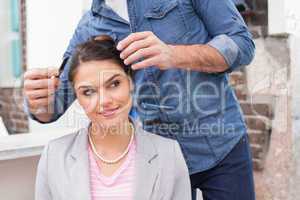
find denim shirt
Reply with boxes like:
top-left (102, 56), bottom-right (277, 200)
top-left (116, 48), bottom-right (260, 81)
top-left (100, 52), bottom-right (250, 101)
top-left (27, 0), bottom-right (255, 174)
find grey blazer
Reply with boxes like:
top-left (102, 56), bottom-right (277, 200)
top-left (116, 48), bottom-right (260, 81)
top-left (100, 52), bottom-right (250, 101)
top-left (35, 120), bottom-right (191, 200)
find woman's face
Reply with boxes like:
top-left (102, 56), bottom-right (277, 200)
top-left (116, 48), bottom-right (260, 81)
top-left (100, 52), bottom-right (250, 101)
top-left (73, 59), bottom-right (133, 128)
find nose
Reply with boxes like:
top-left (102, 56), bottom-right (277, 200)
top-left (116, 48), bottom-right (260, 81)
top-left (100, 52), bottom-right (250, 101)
top-left (97, 89), bottom-right (113, 112)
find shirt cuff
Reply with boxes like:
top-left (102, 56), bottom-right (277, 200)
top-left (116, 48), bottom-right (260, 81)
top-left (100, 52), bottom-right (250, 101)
top-left (23, 97), bottom-right (53, 124)
top-left (207, 34), bottom-right (239, 68)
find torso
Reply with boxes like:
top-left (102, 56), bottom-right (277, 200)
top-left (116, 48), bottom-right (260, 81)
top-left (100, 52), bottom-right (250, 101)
top-left (65, 0), bottom-right (249, 174)
top-left (105, 0), bottom-right (129, 22)
top-left (88, 139), bottom-right (136, 199)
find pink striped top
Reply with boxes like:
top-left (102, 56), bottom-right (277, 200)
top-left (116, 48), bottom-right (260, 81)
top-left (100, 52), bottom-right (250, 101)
top-left (88, 139), bottom-right (136, 200)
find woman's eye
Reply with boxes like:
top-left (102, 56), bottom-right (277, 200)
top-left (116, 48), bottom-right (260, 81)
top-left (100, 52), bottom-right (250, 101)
top-left (109, 80), bottom-right (120, 88)
top-left (82, 89), bottom-right (95, 96)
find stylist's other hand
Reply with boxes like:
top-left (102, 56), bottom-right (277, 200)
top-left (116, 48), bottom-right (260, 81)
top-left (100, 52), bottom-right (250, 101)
top-left (117, 31), bottom-right (176, 70)
top-left (23, 68), bottom-right (59, 120)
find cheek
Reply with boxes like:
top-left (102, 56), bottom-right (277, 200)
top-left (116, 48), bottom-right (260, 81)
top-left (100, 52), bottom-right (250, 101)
top-left (112, 84), bottom-right (132, 104)
top-left (77, 95), bottom-right (98, 113)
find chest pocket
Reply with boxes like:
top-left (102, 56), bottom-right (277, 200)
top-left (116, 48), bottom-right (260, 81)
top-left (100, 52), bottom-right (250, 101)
top-left (144, 0), bottom-right (188, 43)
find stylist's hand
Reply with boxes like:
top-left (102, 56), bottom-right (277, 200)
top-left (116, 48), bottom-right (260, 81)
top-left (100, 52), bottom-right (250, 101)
top-left (23, 68), bottom-right (59, 116)
top-left (117, 31), bottom-right (176, 70)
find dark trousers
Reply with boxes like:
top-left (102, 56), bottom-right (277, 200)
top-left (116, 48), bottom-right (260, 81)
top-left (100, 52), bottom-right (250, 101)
top-left (190, 134), bottom-right (256, 200)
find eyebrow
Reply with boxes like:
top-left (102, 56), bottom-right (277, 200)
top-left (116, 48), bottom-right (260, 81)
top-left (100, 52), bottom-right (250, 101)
top-left (77, 74), bottom-right (122, 90)
top-left (105, 74), bottom-right (121, 84)
top-left (77, 85), bottom-right (94, 90)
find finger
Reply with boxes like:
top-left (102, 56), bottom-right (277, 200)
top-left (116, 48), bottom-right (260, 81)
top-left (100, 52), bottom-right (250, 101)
top-left (47, 68), bottom-right (59, 78)
top-left (24, 68), bottom-right (59, 80)
top-left (131, 57), bottom-right (160, 70)
top-left (52, 77), bottom-right (60, 88)
top-left (117, 31), bottom-right (153, 51)
top-left (28, 96), bottom-right (54, 109)
top-left (124, 47), bottom-right (159, 65)
top-left (25, 89), bottom-right (56, 100)
top-left (120, 37), bottom-right (155, 60)
top-left (24, 78), bottom-right (58, 90)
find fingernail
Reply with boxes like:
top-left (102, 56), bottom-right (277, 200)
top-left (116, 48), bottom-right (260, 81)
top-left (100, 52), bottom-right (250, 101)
top-left (120, 53), bottom-right (124, 59)
top-left (117, 44), bottom-right (122, 50)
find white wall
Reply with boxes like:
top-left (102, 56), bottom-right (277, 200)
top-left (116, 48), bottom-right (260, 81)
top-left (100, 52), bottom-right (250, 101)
top-left (285, 0), bottom-right (300, 140)
top-left (26, 0), bottom-right (90, 68)
top-left (272, 1), bottom-right (300, 197)
top-left (269, 0), bottom-right (300, 36)
top-left (268, 0), bottom-right (287, 35)
top-left (282, 0), bottom-right (300, 129)
top-left (285, 0), bottom-right (300, 36)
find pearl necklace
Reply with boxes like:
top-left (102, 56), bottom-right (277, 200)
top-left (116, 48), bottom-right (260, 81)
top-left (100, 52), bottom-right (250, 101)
top-left (88, 123), bottom-right (135, 165)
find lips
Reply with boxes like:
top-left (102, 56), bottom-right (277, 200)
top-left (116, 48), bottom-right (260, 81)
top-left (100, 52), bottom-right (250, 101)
top-left (98, 106), bottom-right (120, 118)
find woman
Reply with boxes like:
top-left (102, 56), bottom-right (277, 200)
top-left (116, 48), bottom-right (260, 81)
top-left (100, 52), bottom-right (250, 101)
top-left (35, 36), bottom-right (191, 200)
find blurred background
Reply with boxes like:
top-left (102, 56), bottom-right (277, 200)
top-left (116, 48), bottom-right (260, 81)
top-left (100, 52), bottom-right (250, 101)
top-left (0, 0), bottom-right (300, 200)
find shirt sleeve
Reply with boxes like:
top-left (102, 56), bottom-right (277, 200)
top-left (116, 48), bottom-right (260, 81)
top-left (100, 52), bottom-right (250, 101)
top-left (192, 0), bottom-right (255, 72)
top-left (63, 11), bottom-right (94, 58)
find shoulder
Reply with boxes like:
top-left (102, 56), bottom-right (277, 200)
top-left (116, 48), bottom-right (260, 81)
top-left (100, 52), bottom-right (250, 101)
top-left (48, 131), bottom-right (79, 148)
top-left (45, 128), bottom-right (87, 156)
top-left (138, 128), bottom-right (180, 158)
top-left (146, 131), bottom-right (176, 147)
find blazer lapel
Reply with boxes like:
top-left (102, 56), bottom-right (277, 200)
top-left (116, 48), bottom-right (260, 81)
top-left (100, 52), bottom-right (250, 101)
top-left (68, 128), bottom-right (92, 200)
top-left (133, 120), bottom-right (160, 200)
top-left (65, 120), bottom-right (160, 200)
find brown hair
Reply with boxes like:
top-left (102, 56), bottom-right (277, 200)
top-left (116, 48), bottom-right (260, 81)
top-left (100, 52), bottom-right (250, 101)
top-left (68, 35), bottom-right (131, 82)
